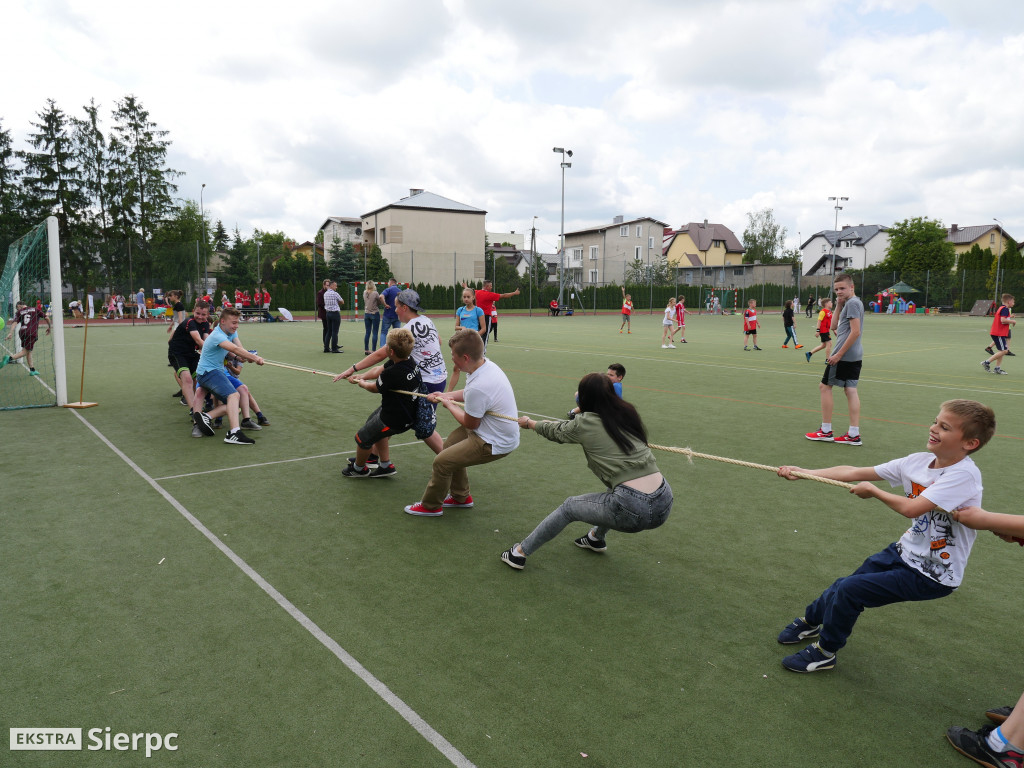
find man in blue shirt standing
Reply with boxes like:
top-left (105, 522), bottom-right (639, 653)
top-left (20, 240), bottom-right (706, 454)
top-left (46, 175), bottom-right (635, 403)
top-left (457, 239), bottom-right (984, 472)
top-left (378, 278), bottom-right (402, 347)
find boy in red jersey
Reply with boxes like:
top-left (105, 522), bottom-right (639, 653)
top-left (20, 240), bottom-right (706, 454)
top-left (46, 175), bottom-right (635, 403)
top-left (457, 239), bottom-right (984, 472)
top-left (743, 298), bottom-right (762, 350)
top-left (619, 287), bottom-right (633, 333)
top-left (981, 294), bottom-right (1015, 375)
top-left (669, 295), bottom-right (693, 344)
top-left (1, 301), bottom-right (52, 375)
top-left (805, 298), bottom-right (833, 362)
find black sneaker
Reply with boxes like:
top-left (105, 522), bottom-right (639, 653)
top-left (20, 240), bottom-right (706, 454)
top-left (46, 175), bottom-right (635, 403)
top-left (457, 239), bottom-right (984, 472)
top-left (192, 410), bottom-right (215, 437)
top-left (946, 724), bottom-right (1022, 768)
top-left (988, 706), bottom-right (1015, 725)
top-left (1007, 351), bottom-right (1017, 357)
top-left (171, 389), bottom-right (182, 398)
top-left (500, 547), bottom-right (526, 570)
top-left (781, 642), bottom-right (836, 673)
top-left (985, 345), bottom-right (995, 355)
top-left (574, 534), bottom-right (607, 552)
top-left (224, 429), bottom-right (255, 445)
top-left (365, 453), bottom-right (380, 469)
top-left (179, 396), bottom-right (189, 406)
top-left (239, 418), bottom-right (262, 430)
top-left (341, 463), bottom-right (370, 477)
top-left (257, 414), bottom-right (270, 426)
top-left (370, 464), bottom-right (397, 477)
top-left (778, 616), bottom-right (821, 644)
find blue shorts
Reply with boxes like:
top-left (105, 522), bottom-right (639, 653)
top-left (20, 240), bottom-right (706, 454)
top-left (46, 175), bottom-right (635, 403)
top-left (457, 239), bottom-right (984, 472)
top-left (197, 368), bottom-right (238, 400)
top-left (226, 373), bottom-right (243, 389)
top-left (990, 335), bottom-right (1009, 352)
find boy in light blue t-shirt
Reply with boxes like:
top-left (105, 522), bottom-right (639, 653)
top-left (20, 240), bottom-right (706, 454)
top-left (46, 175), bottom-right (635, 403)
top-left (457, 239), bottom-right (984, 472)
top-left (193, 307), bottom-right (264, 445)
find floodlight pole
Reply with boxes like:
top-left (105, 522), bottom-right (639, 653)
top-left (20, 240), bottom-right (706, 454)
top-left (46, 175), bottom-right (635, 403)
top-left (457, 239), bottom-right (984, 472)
top-left (200, 183), bottom-right (207, 293)
top-left (828, 196), bottom-right (848, 277)
top-left (994, 217), bottom-right (1005, 305)
top-left (554, 147), bottom-right (572, 306)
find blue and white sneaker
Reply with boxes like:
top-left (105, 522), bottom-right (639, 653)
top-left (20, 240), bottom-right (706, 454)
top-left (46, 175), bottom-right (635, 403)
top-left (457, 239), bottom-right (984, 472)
top-left (782, 642), bottom-right (836, 673)
top-left (777, 617), bottom-right (820, 644)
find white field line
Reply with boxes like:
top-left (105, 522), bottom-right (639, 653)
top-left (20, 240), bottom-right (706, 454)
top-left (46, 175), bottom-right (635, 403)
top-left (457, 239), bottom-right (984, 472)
top-left (64, 409), bottom-right (476, 768)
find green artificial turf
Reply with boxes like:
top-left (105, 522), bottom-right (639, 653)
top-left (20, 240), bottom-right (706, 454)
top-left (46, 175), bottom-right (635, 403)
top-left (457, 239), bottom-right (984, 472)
top-left (2, 310), bottom-right (1021, 767)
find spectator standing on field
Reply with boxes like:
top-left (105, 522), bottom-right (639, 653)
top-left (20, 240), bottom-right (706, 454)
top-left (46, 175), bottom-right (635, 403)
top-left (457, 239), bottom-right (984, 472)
top-left (806, 273), bottom-right (864, 445)
top-left (378, 278), bottom-right (402, 348)
top-left (463, 280), bottom-right (519, 351)
top-left (323, 280), bottom-right (345, 353)
top-left (315, 278), bottom-right (330, 352)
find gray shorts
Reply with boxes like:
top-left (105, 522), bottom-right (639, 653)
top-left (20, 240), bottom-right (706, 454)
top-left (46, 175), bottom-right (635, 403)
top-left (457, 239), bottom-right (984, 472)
top-left (822, 359), bottom-right (862, 388)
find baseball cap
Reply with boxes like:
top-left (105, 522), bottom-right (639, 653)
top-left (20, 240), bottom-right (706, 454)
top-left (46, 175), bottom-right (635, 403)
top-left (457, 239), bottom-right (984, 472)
top-left (396, 289), bottom-right (421, 312)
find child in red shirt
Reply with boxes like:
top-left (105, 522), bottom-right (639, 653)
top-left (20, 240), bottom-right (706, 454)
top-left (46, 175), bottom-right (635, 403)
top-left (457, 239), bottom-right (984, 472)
top-left (743, 299), bottom-right (761, 350)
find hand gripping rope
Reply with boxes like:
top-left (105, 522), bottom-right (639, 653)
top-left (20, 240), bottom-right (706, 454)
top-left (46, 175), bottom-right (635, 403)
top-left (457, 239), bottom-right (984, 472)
top-left (261, 359), bottom-right (861, 486)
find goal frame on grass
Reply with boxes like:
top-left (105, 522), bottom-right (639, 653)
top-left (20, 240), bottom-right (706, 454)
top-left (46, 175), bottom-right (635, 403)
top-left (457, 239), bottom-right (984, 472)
top-left (1, 216), bottom-right (68, 408)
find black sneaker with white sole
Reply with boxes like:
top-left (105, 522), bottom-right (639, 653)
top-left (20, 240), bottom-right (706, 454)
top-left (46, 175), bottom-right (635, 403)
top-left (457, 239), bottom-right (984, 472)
top-left (500, 547), bottom-right (526, 570)
top-left (341, 463), bottom-right (370, 477)
top-left (224, 429), bottom-right (255, 445)
top-left (369, 464), bottom-right (397, 477)
top-left (192, 410), bottom-right (215, 436)
top-left (574, 534), bottom-right (607, 552)
top-left (239, 418), bottom-right (262, 430)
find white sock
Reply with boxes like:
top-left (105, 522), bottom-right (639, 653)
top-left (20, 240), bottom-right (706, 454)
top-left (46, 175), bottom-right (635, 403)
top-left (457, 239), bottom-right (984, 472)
top-left (987, 726), bottom-right (1021, 754)
top-left (848, 426), bottom-right (860, 438)
top-left (822, 423), bottom-right (832, 433)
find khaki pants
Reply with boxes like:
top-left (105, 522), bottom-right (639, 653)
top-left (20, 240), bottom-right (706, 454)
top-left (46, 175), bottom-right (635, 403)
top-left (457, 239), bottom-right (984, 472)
top-left (421, 426), bottom-right (508, 509)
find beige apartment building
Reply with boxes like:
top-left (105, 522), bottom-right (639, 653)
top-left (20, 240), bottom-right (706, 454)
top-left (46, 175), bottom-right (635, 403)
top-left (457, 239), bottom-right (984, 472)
top-left (361, 189), bottom-right (487, 286)
top-left (562, 215), bottom-right (669, 287)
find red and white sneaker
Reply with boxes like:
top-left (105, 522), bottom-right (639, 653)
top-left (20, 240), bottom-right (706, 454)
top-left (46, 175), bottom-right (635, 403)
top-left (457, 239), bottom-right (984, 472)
top-left (833, 433), bottom-right (862, 446)
top-left (442, 495), bottom-right (474, 508)
top-left (404, 502), bottom-right (443, 517)
top-left (805, 429), bottom-right (834, 442)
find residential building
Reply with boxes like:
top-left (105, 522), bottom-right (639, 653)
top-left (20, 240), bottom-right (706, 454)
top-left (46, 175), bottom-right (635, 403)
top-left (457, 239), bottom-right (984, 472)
top-left (487, 231), bottom-right (526, 250)
top-left (562, 215), bottom-right (669, 287)
top-left (318, 217), bottom-right (363, 254)
top-left (664, 221), bottom-right (746, 287)
top-left (946, 223), bottom-right (1016, 256)
top-left (800, 225), bottom-right (889, 275)
top-left (361, 189), bottom-right (487, 286)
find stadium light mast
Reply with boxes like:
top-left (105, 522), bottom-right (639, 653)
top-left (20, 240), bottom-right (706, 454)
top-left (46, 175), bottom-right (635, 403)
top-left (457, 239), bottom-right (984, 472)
top-left (828, 196), bottom-right (848, 276)
top-left (200, 184), bottom-right (207, 292)
top-left (553, 147), bottom-right (572, 306)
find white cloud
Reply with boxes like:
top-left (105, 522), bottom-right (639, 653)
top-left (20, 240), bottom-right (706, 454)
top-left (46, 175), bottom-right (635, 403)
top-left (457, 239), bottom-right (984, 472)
top-left (4, 0), bottom-right (1024, 251)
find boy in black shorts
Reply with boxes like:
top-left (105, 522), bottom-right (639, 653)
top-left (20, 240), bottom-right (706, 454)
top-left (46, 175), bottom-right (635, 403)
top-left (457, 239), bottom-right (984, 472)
top-left (342, 328), bottom-right (421, 478)
top-left (167, 300), bottom-right (212, 414)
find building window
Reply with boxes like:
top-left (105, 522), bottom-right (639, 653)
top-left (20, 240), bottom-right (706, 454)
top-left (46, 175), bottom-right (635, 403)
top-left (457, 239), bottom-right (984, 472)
top-left (648, 236), bottom-right (654, 249)
top-left (844, 240), bottom-right (851, 248)
top-left (381, 227), bottom-right (387, 244)
top-left (991, 233), bottom-right (996, 244)
top-left (634, 246), bottom-right (641, 260)
top-left (636, 225), bottom-right (642, 238)
top-left (620, 226), bottom-right (628, 237)
top-left (712, 239), bottom-right (724, 248)
top-left (589, 269), bottom-right (598, 283)
top-left (572, 247), bottom-right (583, 259)
top-left (822, 244), bottom-right (827, 252)
top-left (734, 267), bottom-right (744, 275)
top-left (589, 245), bottom-right (598, 260)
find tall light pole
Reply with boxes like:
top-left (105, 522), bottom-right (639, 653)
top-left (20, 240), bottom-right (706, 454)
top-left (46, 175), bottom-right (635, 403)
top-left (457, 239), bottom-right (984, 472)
top-left (200, 183), bottom-right (207, 292)
top-left (993, 218), bottom-right (1005, 305)
top-left (553, 147), bottom-right (572, 305)
top-left (828, 196), bottom-right (848, 276)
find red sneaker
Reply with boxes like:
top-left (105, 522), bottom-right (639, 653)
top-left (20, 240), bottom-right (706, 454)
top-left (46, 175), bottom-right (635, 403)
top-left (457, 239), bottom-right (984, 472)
top-left (805, 429), bottom-right (834, 442)
top-left (442, 495), bottom-right (474, 508)
top-left (833, 433), bottom-right (862, 446)
top-left (404, 502), bottom-right (443, 517)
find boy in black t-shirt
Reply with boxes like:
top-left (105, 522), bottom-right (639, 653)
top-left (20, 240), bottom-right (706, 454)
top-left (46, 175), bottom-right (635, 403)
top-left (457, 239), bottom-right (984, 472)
top-left (167, 300), bottom-right (212, 412)
top-left (342, 328), bottom-right (421, 478)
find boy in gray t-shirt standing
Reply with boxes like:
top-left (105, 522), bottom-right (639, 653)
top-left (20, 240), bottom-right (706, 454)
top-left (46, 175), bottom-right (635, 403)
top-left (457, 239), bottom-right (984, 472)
top-left (805, 272), bottom-right (864, 445)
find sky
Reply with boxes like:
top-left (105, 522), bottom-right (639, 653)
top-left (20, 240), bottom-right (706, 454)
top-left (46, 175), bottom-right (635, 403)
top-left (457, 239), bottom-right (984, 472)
top-left (4, 0), bottom-right (1024, 255)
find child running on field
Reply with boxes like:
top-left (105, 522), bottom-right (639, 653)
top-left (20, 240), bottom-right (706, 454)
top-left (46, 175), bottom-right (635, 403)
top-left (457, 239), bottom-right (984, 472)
top-left (743, 298), bottom-right (761, 350)
top-left (981, 293), bottom-right (1015, 375)
top-left (774, 399), bottom-right (995, 673)
top-left (1, 300), bottom-right (52, 375)
top-left (805, 298), bottom-right (833, 362)
top-left (341, 328), bottom-right (421, 478)
top-left (781, 300), bottom-right (803, 350)
top-left (619, 287), bottom-right (633, 333)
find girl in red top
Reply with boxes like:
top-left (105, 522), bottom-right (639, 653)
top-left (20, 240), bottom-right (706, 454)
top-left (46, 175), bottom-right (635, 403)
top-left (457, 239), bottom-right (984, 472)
top-left (619, 287), bottom-right (633, 333)
top-left (670, 296), bottom-right (692, 343)
top-left (743, 299), bottom-right (761, 350)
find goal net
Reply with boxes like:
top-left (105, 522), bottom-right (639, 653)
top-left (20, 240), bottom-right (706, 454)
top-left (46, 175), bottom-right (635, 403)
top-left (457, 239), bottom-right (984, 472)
top-left (1, 217), bottom-right (67, 409)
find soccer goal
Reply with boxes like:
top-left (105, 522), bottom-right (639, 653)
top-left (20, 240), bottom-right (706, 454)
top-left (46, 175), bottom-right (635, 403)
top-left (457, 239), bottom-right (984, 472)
top-left (1, 216), bottom-right (68, 409)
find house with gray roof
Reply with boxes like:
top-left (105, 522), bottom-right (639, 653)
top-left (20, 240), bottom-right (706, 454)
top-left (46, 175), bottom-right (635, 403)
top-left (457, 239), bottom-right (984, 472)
top-left (801, 225), bottom-right (889, 275)
top-left (562, 215), bottom-right (670, 287)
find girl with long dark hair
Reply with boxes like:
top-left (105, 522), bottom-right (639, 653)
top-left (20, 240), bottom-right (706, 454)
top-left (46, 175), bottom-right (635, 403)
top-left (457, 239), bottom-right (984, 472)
top-left (501, 372), bottom-right (673, 570)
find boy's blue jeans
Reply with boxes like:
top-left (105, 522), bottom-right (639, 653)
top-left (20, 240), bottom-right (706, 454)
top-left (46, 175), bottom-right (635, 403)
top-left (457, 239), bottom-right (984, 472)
top-left (520, 480), bottom-right (673, 556)
top-left (806, 543), bottom-right (953, 653)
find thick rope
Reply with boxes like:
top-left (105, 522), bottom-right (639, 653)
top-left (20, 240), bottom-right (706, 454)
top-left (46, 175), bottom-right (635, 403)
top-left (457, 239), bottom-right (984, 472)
top-left (649, 444), bottom-right (855, 490)
top-left (262, 359), bottom-right (339, 377)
